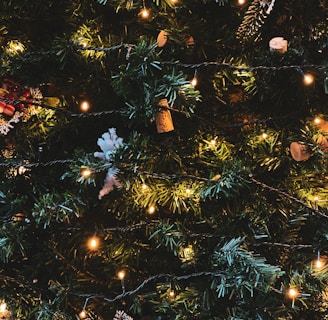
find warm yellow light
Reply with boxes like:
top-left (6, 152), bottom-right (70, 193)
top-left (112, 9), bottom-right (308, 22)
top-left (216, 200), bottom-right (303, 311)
top-left (170, 0), bottom-right (178, 3)
top-left (288, 288), bottom-right (299, 299)
top-left (7, 40), bottom-right (25, 54)
top-left (314, 196), bottom-right (319, 202)
top-left (303, 73), bottom-right (314, 85)
top-left (186, 188), bottom-right (191, 194)
top-left (148, 205), bottom-right (156, 214)
top-left (117, 270), bottom-right (126, 280)
top-left (316, 259), bottom-right (323, 268)
top-left (261, 132), bottom-right (268, 139)
top-left (81, 168), bottom-right (92, 178)
top-left (140, 8), bottom-right (150, 18)
top-left (87, 236), bottom-right (100, 250)
top-left (314, 117), bottom-right (321, 124)
top-left (210, 139), bottom-right (216, 145)
top-left (80, 101), bottom-right (90, 112)
top-left (79, 310), bottom-right (87, 319)
top-left (142, 183), bottom-right (147, 190)
top-left (169, 289), bottom-right (175, 297)
top-left (0, 302), bottom-right (7, 312)
top-left (191, 77), bottom-right (198, 87)
top-left (18, 165), bottom-right (27, 175)
top-left (238, 0), bottom-right (246, 5)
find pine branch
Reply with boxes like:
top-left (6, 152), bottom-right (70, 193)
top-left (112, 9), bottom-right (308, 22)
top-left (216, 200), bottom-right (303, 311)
top-left (236, 0), bottom-right (276, 44)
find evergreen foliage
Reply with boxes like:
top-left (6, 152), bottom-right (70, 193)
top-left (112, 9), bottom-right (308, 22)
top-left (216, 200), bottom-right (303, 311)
top-left (0, 0), bottom-right (327, 319)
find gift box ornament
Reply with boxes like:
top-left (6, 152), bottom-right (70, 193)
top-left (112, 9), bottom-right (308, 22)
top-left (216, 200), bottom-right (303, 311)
top-left (155, 99), bottom-right (174, 133)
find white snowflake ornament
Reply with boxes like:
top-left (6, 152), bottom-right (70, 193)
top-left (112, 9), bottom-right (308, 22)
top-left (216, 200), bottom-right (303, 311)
top-left (113, 310), bottom-right (133, 320)
top-left (94, 128), bottom-right (123, 199)
top-left (94, 128), bottom-right (123, 161)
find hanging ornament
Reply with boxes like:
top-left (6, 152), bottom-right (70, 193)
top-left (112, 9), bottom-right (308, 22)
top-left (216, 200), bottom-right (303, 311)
top-left (269, 37), bottom-right (288, 54)
top-left (0, 78), bottom-right (42, 135)
top-left (94, 128), bottom-right (123, 199)
top-left (157, 30), bottom-right (168, 48)
top-left (155, 99), bottom-right (174, 133)
top-left (290, 142), bottom-right (311, 161)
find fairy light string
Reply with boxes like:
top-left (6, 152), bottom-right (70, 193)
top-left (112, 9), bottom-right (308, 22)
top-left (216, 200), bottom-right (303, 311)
top-left (1, 156), bottom-right (328, 219)
top-left (6, 42), bottom-right (328, 73)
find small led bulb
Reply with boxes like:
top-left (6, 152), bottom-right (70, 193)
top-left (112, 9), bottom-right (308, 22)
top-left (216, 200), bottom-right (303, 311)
top-left (142, 184), bottom-right (147, 190)
top-left (315, 259), bottom-right (323, 269)
top-left (314, 117), bottom-right (321, 125)
top-left (186, 188), bottom-right (191, 194)
top-left (169, 289), bottom-right (175, 297)
top-left (81, 168), bottom-right (92, 178)
top-left (140, 8), bottom-right (150, 18)
top-left (191, 77), bottom-right (198, 87)
top-left (18, 165), bottom-right (27, 175)
top-left (210, 139), bottom-right (216, 145)
top-left (148, 205), bottom-right (156, 214)
top-left (0, 302), bottom-right (7, 312)
top-left (261, 132), bottom-right (268, 139)
top-left (87, 236), bottom-right (100, 250)
top-left (238, 0), bottom-right (246, 5)
top-left (80, 101), bottom-right (90, 112)
top-left (303, 73), bottom-right (314, 85)
top-left (117, 270), bottom-right (126, 280)
top-left (288, 288), bottom-right (298, 299)
top-left (79, 310), bottom-right (87, 319)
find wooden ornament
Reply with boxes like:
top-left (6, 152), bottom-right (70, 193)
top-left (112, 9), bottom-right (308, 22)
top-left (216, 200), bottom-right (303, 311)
top-left (155, 99), bottom-right (174, 133)
top-left (269, 37), bottom-right (288, 54)
top-left (157, 30), bottom-right (168, 48)
top-left (290, 142), bottom-right (311, 161)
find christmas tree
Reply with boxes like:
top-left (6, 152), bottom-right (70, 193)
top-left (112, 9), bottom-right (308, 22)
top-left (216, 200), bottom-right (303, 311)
top-left (0, 0), bottom-right (328, 319)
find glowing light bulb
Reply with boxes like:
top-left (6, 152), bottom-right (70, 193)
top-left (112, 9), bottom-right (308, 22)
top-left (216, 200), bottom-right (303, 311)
top-left (117, 270), bottom-right (126, 280)
top-left (186, 188), bottom-right (191, 194)
top-left (87, 236), bottom-right (100, 250)
top-left (171, 0), bottom-right (178, 3)
top-left (261, 132), bottom-right (268, 139)
top-left (303, 73), bottom-right (314, 85)
top-left (148, 205), bottom-right (156, 214)
top-left (81, 168), bottom-right (92, 178)
top-left (140, 8), bottom-right (150, 18)
top-left (142, 183), bottom-right (147, 190)
top-left (191, 77), bottom-right (198, 87)
top-left (210, 139), bottom-right (216, 145)
top-left (315, 259), bottom-right (324, 269)
top-left (169, 289), bottom-right (175, 297)
top-left (288, 288), bottom-right (298, 299)
top-left (238, 0), bottom-right (246, 5)
top-left (79, 310), bottom-right (87, 319)
top-left (18, 165), bottom-right (27, 175)
top-left (0, 302), bottom-right (7, 312)
top-left (314, 117), bottom-right (321, 125)
top-left (80, 101), bottom-right (90, 112)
